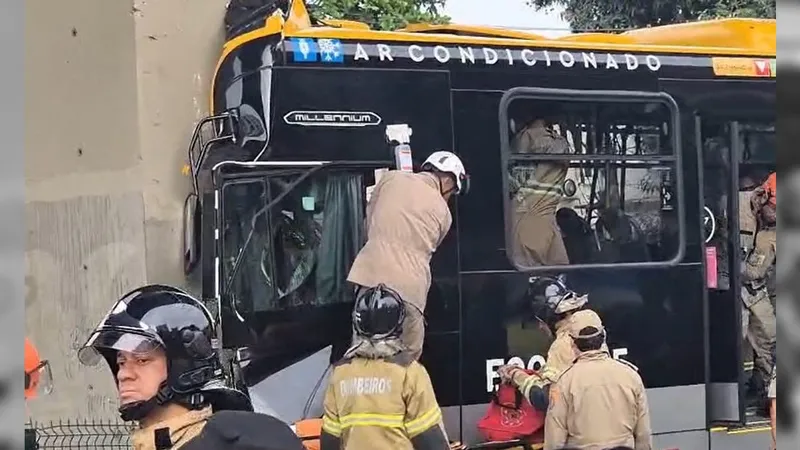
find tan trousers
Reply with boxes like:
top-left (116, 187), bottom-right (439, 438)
top-left (511, 213), bottom-right (569, 267)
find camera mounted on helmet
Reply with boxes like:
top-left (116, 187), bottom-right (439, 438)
top-left (421, 151), bottom-right (470, 196)
top-left (353, 284), bottom-right (406, 341)
top-left (78, 284), bottom-right (252, 422)
top-left (527, 275), bottom-right (588, 332)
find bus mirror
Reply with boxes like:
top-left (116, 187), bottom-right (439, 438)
top-left (183, 193), bottom-right (201, 275)
top-left (563, 179), bottom-right (577, 197)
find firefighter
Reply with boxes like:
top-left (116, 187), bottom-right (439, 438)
top-left (741, 172), bottom-right (776, 411)
top-left (321, 284), bottom-right (449, 450)
top-left (347, 151), bottom-right (469, 361)
top-left (24, 337), bottom-right (53, 401)
top-left (544, 313), bottom-right (652, 450)
top-left (508, 113), bottom-right (571, 267)
top-left (77, 284), bottom-right (268, 450)
top-left (497, 276), bottom-right (607, 411)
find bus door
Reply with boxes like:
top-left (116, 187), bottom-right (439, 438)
top-left (700, 118), bottom-right (746, 424)
top-left (702, 116), bottom-right (775, 425)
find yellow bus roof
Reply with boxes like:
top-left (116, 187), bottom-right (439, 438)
top-left (221, 0), bottom-right (775, 60)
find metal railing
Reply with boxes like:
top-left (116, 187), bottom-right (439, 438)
top-left (25, 419), bottom-right (133, 449)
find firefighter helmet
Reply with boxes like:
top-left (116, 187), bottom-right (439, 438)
top-left (764, 172), bottom-right (776, 206)
top-left (352, 284), bottom-right (406, 340)
top-left (528, 276), bottom-right (588, 329)
top-left (78, 284), bottom-right (252, 421)
top-left (25, 338), bottom-right (53, 400)
top-left (421, 151), bottom-right (470, 195)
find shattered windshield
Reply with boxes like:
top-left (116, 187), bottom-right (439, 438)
top-left (220, 170), bottom-right (366, 316)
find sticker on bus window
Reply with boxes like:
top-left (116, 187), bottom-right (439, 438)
top-left (706, 247), bottom-right (718, 289)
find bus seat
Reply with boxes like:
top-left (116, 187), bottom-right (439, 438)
top-left (556, 207), bottom-right (597, 264)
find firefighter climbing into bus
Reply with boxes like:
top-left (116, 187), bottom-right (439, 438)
top-left (741, 171), bottom-right (776, 415)
top-left (346, 150), bottom-right (469, 361)
top-left (496, 276), bottom-right (607, 412)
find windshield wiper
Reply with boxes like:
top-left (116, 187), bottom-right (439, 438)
top-left (224, 166), bottom-right (324, 295)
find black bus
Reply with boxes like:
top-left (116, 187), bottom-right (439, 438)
top-left (182, 4), bottom-right (776, 448)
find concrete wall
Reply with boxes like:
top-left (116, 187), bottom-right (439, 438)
top-left (25, 0), bottom-right (226, 421)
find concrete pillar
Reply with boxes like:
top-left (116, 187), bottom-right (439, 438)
top-left (25, 0), bottom-right (225, 422)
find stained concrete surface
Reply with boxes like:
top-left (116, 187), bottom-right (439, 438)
top-left (25, 0), bottom-right (226, 421)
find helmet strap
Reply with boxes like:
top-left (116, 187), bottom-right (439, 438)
top-left (118, 382), bottom-right (174, 422)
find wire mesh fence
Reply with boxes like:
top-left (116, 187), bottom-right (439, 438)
top-left (25, 419), bottom-right (133, 449)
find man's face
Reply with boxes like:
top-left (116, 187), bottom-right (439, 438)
top-left (116, 348), bottom-right (168, 405)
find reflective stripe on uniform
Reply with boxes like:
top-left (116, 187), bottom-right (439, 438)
top-left (324, 408), bottom-right (442, 438)
top-left (519, 372), bottom-right (545, 397)
top-left (325, 412), bottom-right (406, 435)
top-left (404, 406), bottom-right (442, 438)
top-left (341, 413), bottom-right (404, 429)
top-left (322, 414), bottom-right (342, 437)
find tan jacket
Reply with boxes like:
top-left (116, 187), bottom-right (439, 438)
top-left (509, 123), bottom-right (570, 217)
top-left (347, 171), bottom-right (452, 310)
top-left (512, 310), bottom-right (608, 395)
top-left (544, 351), bottom-right (652, 450)
top-left (321, 349), bottom-right (446, 450)
top-left (131, 407), bottom-right (212, 450)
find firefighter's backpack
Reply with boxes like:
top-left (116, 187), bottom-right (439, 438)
top-left (181, 411), bottom-right (306, 450)
top-left (476, 372), bottom-right (545, 442)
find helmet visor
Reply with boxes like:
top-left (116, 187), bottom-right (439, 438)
top-left (25, 360), bottom-right (53, 400)
top-left (78, 330), bottom-right (163, 367)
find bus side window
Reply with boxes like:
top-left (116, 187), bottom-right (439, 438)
top-left (502, 96), bottom-right (682, 270)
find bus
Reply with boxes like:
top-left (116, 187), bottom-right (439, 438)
top-left (181, 1), bottom-right (776, 448)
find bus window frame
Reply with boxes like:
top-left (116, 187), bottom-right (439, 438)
top-left (498, 87), bottom-right (687, 272)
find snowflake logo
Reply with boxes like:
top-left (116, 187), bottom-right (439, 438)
top-left (318, 39), bottom-right (342, 62)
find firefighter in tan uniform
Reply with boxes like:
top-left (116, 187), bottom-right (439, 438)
top-left (741, 172), bottom-right (776, 410)
top-left (347, 151), bottom-right (469, 361)
top-left (497, 277), bottom-right (607, 411)
top-left (509, 117), bottom-right (571, 267)
top-left (321, 285), bottom-right (449, 450)
top-left (77, 285), bottom-right (258, 450)
top-left (544, 313), bottom-right (652, 450)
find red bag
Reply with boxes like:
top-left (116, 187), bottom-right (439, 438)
top-left (476, 371), bottom-right (545, 442)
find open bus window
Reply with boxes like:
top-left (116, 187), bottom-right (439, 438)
top-left (500, 92), bottom-right (683, 270)
top-left (220, 170), bottom-right (365, 314)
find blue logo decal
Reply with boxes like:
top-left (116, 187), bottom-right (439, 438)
top-left (318, 39), bottom-right (344, 63)
top-left (290, 38), bottom-right (318, 62)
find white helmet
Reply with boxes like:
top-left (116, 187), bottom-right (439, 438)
top-left (421, 151), bottom-right (469, 195)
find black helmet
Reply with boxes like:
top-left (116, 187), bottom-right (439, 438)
top-left (352, 284), bottom-right (406, 340)
top-left (77, 284), bottom-right (252, 421)
top-left (528, 275), bottom-right (588, 330)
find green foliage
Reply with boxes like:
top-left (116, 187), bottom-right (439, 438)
top-left (526, 0), bottom-right (776, 31)
top-left (308, 0), bottom-right (450, 31)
